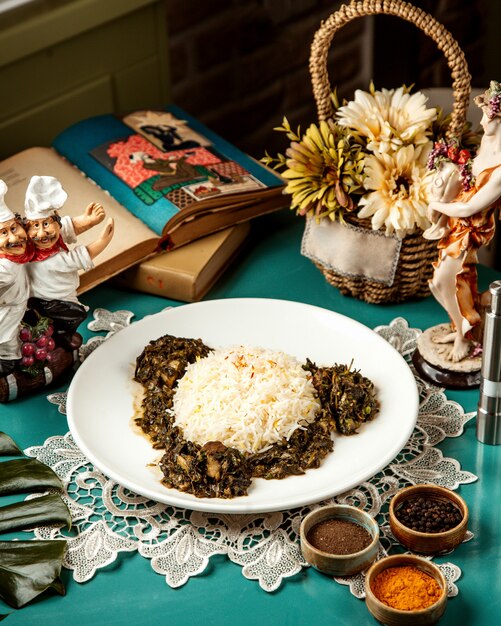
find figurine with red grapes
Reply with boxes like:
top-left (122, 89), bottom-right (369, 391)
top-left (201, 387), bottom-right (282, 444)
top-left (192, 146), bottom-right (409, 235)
top-left (0, 175), bottom-right (114, 401)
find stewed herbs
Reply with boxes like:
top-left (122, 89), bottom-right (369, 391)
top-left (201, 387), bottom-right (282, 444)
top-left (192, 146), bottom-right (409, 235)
top-left (133, 334), bottom-right (380, 499)
top-left (304, 360), bottom-right (380, 435)
top-left (134, 334), bottom-right (212, 449)
top-left (159, 438), bottom-right (252, 498)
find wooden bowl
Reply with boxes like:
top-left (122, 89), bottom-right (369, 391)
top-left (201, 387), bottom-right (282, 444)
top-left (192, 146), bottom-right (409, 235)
top-left (389, 484), bottom-right (468, 554)
top-left (300, 504), bottom-right (379, 576)
top-left (365, 554), bottom-right (447, 626)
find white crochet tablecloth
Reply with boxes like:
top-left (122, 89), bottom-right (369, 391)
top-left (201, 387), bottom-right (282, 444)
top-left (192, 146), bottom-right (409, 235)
top-left (25, 310), bottom-right (477, 594)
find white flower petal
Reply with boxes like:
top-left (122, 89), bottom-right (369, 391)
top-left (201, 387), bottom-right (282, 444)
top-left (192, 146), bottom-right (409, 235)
top-left (337, 86), bottom-right (436, 155)
top-left (355, 144), bottom-right (432, 233)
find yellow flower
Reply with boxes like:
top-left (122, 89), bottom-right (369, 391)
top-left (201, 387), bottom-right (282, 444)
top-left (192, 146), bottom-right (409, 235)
top-left (357, 144), bottom-right (433, 237)
top-left (336, 86), bottom-right (437, 154)
top-left (279, 119), bottom-right (365, 220)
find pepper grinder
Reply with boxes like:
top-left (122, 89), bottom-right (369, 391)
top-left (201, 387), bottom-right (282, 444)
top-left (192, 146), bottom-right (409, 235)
top-left (477, 280), bottom-right (501, 445)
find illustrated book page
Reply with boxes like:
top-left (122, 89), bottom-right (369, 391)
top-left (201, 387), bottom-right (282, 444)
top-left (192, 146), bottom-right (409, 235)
top-left (52, 105), bottom-right (285, 247)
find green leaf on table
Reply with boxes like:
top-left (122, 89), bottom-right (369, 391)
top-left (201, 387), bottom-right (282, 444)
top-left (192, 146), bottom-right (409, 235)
top-left (0, 434), bottom-right (22, 457)
top-left (0, 495), bottom-right (71, 534)
top-left (0, 459), bottom-right (63, 495)
top-left (0, 540), bottom-right (66, 608)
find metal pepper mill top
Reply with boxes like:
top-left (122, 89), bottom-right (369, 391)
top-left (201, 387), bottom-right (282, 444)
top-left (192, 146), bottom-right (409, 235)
top-left (477, 280), bottom-right (501, 445)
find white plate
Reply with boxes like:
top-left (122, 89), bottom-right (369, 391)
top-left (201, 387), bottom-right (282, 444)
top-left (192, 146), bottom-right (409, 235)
top-left (67, 298), bottom-right (418, 513)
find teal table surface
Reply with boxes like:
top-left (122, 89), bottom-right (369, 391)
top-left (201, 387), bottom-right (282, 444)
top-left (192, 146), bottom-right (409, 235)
top-left (2, 211), bottom-right (501, 625)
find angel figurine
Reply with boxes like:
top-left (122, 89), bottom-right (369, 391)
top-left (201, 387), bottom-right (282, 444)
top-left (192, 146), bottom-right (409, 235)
top-left (414, 81), bottom-right (501, 387)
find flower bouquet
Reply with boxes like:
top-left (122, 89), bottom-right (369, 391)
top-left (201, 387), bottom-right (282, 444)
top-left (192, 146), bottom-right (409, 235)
top-left (263, 0), bottom-right (476, 304)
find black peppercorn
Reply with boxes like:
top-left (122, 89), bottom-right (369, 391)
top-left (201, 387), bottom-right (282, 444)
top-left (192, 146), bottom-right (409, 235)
top-left (395, 496), bottom-right (463, 533)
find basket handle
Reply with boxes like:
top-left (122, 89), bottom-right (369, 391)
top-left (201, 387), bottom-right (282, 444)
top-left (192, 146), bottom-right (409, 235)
top-left (310, 0), bottom-right (471, 140)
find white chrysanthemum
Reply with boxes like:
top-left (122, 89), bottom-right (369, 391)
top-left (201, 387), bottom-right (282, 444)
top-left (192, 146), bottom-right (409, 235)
top-left (357, 144), bottom-right (434, 237)
top-left (336, 87), bottom-right (437, 154)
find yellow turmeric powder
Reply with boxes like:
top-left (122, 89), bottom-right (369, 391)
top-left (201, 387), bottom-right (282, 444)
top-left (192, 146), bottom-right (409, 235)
top-left (371, 565), bottom-right (443, 611)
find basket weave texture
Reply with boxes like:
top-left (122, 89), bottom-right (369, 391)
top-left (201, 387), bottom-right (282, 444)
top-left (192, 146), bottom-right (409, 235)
top-left (308, 0), bottom-right (472, 304)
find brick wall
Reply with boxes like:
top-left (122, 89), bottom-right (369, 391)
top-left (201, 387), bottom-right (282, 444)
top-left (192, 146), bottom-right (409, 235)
top-left (166, 0), bottom-right (490, 159)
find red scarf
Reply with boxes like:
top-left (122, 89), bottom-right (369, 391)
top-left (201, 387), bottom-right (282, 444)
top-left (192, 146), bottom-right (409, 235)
top-left (1, 240), bottom-right (34, 264)
top-left (32, 236), bottom-right (69, 262)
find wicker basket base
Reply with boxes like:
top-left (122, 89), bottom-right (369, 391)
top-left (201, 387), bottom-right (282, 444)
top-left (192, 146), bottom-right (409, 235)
top-left (315, 229), bottom-right (438, 304)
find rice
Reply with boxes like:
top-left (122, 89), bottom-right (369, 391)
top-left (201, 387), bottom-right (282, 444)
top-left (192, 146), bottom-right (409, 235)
top-left (170, 345), bottom-right (320, 454)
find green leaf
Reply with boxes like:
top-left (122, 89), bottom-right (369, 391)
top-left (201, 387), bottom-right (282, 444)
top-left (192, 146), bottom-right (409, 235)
top-left (0, 495), bottom-right (71, 534)
top-left (0, 540), bottom-right (66, 608)
top-left (0, 459), bottom-right (63, 495)
top-left (0, 435), bottom-right (22, 458)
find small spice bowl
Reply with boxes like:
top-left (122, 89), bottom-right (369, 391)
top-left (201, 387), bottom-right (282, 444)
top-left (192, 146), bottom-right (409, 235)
top-left (389, 484), bottom-right (468, 554)
top-left (299, 504), bottom-right (379, 576)
top-left (365, 554), bottom-right (447, 626)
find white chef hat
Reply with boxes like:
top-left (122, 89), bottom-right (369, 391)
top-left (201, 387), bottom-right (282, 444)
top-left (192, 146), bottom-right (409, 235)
top-left (0, 179), bottom-right (15, 223)
top-left (24, 176), bottom-right (68, 220)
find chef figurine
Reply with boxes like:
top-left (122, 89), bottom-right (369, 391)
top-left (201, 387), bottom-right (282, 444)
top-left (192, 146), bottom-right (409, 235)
top-left (0, 180), bottom-right (32, 375)
top-left (24, 176), bottom-right (114, 349)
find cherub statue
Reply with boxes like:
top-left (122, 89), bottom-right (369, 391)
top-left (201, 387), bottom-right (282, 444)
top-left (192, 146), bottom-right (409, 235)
top-left (425, 81), bottom-right (501, 365)
top-left (24, 175), bottom-right (114, 349)
top-left (0, 180), bottom-right (32, 375)
top-left (422, 160), bottom-right (462, 241)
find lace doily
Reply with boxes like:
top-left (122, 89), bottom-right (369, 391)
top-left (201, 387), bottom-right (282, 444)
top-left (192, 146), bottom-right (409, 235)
top-left (25, 311), bottom-right (477, 594)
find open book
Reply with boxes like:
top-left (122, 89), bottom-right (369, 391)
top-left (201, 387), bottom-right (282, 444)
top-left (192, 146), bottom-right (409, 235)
top-left (0, 106), bottom-right (285, 293)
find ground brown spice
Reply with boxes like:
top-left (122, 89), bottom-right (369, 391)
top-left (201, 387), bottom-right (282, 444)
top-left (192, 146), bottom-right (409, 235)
top-left (306, 518), bottom-right (372, 554)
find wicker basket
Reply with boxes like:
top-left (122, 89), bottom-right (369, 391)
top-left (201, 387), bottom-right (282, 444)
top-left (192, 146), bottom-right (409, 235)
top-left (308, 0), bottom-right (472, 304)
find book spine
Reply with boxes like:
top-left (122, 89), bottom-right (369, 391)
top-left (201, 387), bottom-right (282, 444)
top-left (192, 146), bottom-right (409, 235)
top-left (113, 265), bottom-right (196, 302)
